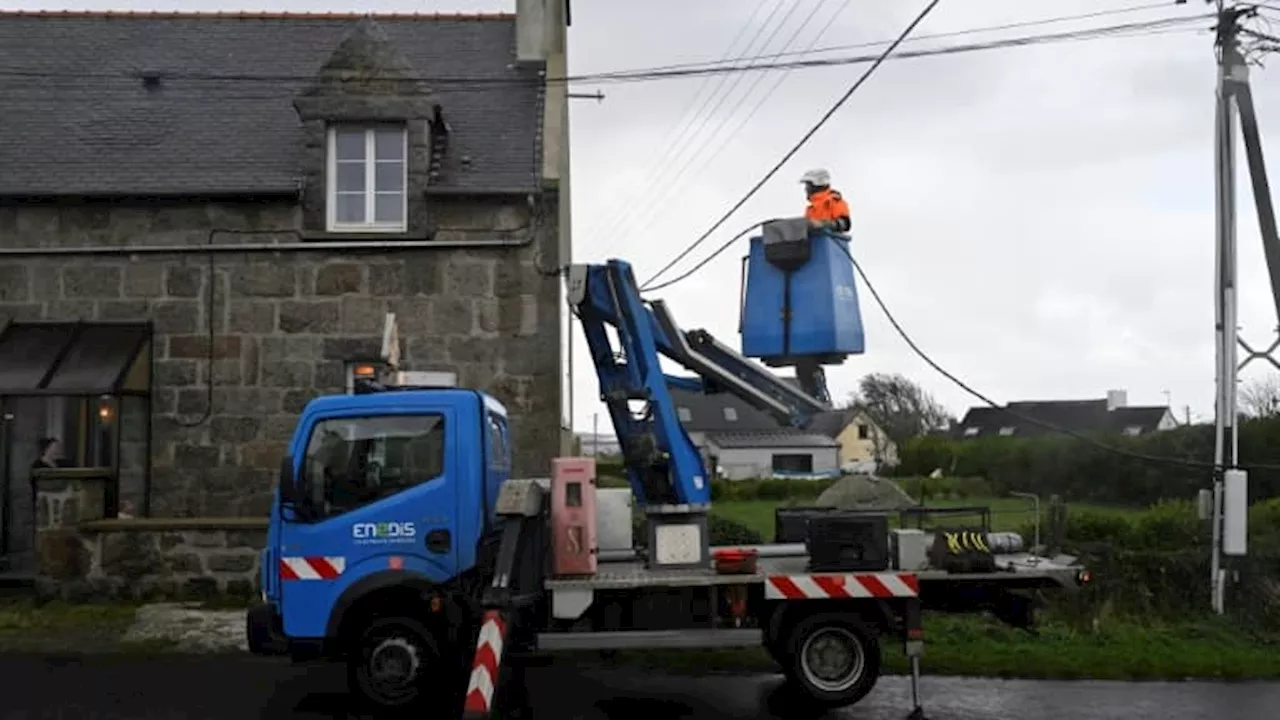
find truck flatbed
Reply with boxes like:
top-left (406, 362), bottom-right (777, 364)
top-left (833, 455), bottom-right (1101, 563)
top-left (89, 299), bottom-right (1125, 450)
top-left (543, 548), bottom-right (1083, 592)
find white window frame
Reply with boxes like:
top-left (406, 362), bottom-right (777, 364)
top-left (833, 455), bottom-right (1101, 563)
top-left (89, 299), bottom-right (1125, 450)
top-left (723, 407), bottom-right (738, 422)
top-left (998, 426), bottom-right (1016, 437)
top-left (963, 426), bottom-right (980, 437)
top-left (326, 124), bottom-right (408, 233)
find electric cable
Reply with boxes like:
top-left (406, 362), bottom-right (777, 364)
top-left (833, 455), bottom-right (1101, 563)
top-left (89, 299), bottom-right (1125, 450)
top-left (579, 0), bottom-right (781, 244)
top-left (638, 0), bottom-right (947, 291)
top-left (0, 12), bottom-right (1209, 89)
top-left (610, 0), bottom-right (843, 252)
top-left (641, 222), bottom-right (766, 293)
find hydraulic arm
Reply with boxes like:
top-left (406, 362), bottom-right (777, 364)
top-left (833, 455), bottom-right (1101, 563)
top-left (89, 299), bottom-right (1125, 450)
top-left (567, 259), bottom-right (831, 507)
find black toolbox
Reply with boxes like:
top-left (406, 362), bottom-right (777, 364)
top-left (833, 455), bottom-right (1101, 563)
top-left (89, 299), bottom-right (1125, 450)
top-left (804, 512), bottom-right (890, 572)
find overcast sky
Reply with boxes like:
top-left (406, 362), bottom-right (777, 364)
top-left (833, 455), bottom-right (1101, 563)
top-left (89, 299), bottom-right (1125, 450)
top-left (16, 0), bottom-right (1280, 432)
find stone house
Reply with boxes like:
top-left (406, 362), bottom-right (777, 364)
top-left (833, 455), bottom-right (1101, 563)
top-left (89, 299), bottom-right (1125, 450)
top-left (0, 6), bottom-right (571, 578)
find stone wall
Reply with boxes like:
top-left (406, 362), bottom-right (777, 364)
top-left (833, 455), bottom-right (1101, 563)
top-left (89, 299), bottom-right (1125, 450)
top-left (0, 196), bottom-right (562, 518)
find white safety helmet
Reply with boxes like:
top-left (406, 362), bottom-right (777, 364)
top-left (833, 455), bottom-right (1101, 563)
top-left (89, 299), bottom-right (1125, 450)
top-left (800, 168), bottom-right (830, 187)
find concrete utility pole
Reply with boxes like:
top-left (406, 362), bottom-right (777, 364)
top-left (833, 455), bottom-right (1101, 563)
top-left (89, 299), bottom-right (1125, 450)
top-left (1207, 1), bottom-right (1280, 614)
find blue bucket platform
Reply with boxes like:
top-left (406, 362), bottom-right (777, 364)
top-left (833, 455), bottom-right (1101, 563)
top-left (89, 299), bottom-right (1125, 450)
top-left (740, 217), bottom-right (865, 368)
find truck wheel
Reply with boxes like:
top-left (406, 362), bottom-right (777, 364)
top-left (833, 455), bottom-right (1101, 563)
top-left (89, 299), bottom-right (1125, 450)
top-left (347, 616), bottom-right (444, 714)
top-left (783, 613), bottom-right (881, 708)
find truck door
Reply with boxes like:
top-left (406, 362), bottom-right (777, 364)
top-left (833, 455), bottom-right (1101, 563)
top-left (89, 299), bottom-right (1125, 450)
top-left (277, 408), bottom-right (459, 639)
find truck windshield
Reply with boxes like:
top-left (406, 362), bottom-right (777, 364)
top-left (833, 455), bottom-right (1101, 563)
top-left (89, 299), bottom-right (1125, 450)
top-left (302, 414), bottom-right (446, 518)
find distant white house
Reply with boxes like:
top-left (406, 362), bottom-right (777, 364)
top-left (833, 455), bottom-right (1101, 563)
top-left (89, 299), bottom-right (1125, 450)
top-left (576, 431), bottom-right (621, 458)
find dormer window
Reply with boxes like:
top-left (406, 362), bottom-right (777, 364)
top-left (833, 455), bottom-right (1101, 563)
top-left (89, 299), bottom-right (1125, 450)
top-left (327, 124), bottom-right (407, 233)
top-left (723, 407), bottom-right (738, 422)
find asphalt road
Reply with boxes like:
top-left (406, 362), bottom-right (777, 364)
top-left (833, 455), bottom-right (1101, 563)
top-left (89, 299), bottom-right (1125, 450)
top-left (1, 654), bottom-right (1277, 720)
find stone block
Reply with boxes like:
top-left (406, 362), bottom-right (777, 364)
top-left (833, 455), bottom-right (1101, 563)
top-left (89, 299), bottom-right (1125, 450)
top-left (260, 336), bottom-right (321, 363)
top-left (315, 263), bottom-right (365, 295)
top-left (494, 259), bottom-right (542, 299)
top-left (369, 263), bottom-right (405, 296)
top-left (37, 529), bottom-right (92, 580)
top-left (322, 336), bottom-right (381, 361)
top-left (212, 359), bottom-right (242, 384)
top-left (230, 265), bottom-right (297, 298)
top-left (176, 388), bottom-right (212, 416)
top-left (169, 334), bottom-right (242, 359)
top-left (98, 300), bottom-right (150, 321)
top-left (240, 442), bottom-right (287, 470)
top-left (62, 266), bottom-right (122, 298)
top-left (278, 300), bottom-right (340, 334)
top-left (124, 263), bottom-right (165, 298)
top-left (155, 359), bottom-right (199, 387)
top-left (151, 300), bottom-right (200, 334)
top-left (0, 263), bottom-right (32, 302)
top-left (180, 577), bottom-right (220, 601)
top-left (207, 552), bottom-right (256, 573)
top-left (0, 302), bottom-right (46, 324)
top-left (263, 415), bottom-right (301, 441)
top-left (164, 265), bottom-right (203, 299)
top-left (261, 360), bottom-right (313, 388)
top-left (175, 444), bottom-right (222, 470)
top-left (282, 389), bottom-right (319, 414)
top-left (165, 552), bottom-right (205, 574)
top-left (431, 295), bottom-right (475, 335)
top-left (100, 532), bottom-right (163, 580)
top-left (340, 297), bottom-right (387, 333)
top-left (213, 388), bottom-right (282, 415)
top-left (404, 259), bottom-right (442, 295)
top-left (47, 300), bottom-right (96, 320)
top-left (227, 530), bottom-right (269, 549)
top-left (474, 298), bottom-right (499, 334)
top-left (228, 300), bottom-right (277, 333)
top-left (444, 257), bottom-right (495, 297)
top-left (313, 360), bottom-right (346, 390)
top-left (211, 416), bottom-right (263, 444)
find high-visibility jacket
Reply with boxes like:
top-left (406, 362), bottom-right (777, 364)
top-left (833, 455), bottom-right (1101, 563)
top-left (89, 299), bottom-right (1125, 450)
top-left (805, 187), bottom-right (851, 233)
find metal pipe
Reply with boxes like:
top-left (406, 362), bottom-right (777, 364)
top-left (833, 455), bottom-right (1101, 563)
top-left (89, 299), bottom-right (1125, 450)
top-left (0, 237), bottom-right (532, 258)
top-left (1009, 491), bottom-right (1040, 550)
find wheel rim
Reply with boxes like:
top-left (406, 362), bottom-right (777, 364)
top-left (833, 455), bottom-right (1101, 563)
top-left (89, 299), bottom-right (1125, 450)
top-left (362, 629), bottom-right (427, 703)
top-left (800, 626), bottom-right (865, 693)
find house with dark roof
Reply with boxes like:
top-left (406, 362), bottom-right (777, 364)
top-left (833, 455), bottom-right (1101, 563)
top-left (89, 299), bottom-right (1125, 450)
top-left (669, 380), bottom-right (896, 480)
top-left (0, 5), bottom-right (570, 574)
top-left (954, 389), bottom-right (1177, 440)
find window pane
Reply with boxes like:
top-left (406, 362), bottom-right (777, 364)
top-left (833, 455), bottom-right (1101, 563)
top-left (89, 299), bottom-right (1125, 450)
top-left (336, 162), bottom-right (366, 193)
top-left (335, 193), bottom-right (365, 224)
top-left (303, 414), bottom-right (446, 518)
top-left (375, 161), bottom-right (404, 192)
top-left (334, 129), bottom-right (366, 162)
top-left (375, 192), bottom-right (404, 224)
top-left (375, 128), bottom-right (404, 161)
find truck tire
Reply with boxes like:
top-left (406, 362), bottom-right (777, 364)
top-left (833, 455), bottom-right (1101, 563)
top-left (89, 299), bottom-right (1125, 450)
top-left (781, 613), bottom-right (881, 709)
top-left (347, 615), bottom-right (453, 715)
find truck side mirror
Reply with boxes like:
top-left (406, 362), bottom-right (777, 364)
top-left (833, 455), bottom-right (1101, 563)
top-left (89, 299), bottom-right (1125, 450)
top-left (279, 454), bottom-right (299, 506)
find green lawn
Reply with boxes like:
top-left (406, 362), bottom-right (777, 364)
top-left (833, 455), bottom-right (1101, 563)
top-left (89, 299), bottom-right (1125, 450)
top-left (712, 496), bottom-right (1139, 540)
top-left (589, 613), bottom-right (1280, 681)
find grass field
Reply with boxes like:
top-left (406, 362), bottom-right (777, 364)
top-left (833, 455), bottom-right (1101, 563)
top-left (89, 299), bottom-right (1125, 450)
top-left (711, 496), bottom-right (1139, 540)
top-left (594, 613), bottom-right (1280, 680)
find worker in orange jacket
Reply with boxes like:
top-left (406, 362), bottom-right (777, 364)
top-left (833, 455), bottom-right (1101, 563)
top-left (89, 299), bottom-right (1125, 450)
top-left (800, 168), bottom-right (851, 234)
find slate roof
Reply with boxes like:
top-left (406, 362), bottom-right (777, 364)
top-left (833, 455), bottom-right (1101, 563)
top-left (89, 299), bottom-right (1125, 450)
top-left (0, 11), bottom-right (544, 197)
top-left (669, 381), bottom-right (856, 439)
top-left (707, 432), bottom-right (839, 450)
top-left (955, 399), bottom-right (1172, 439)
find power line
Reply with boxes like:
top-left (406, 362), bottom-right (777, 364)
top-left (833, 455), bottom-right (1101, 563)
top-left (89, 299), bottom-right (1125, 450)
top-left (0, 10), bottom-right (1209, 90)
top-left (578, 0), bottom-right (781, 245)
top-left (588, 0), bottom-right (1185, 75)
top-left (610, 0), bottom-right (844, 253)
top-left (638, 0), bottom-right (944, 291)
top-left (588, 0), bottom-right (805, 249)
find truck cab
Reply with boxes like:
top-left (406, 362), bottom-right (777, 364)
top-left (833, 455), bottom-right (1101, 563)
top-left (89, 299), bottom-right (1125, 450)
top-left (250, 383), bottom-right (512, 708)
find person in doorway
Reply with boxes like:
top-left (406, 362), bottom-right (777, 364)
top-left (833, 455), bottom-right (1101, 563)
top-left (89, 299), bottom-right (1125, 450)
top-left (31, 437), bottom-right (67, 470)
top-left (800, 168), bottom-right (852, 234)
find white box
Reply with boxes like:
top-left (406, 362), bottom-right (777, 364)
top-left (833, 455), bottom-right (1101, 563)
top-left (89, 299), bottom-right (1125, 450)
top-left (891, 528), bottom-right (930, 571)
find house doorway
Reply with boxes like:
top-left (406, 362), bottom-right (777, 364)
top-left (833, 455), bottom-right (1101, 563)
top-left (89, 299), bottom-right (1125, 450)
top-left (0, 322), bottom-right (152, 577)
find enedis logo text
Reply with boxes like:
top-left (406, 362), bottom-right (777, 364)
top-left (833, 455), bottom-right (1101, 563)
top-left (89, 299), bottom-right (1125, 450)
top-left (352, 522), bottom-right (417, 544)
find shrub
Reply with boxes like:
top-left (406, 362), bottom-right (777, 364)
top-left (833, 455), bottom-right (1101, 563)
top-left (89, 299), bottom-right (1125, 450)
top-left (896, 416), bottom-right (1280, 507)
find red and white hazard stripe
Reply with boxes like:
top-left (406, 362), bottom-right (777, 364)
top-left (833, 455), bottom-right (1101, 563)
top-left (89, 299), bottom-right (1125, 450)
top-left (765, 573), bottom-right (919, 600)
top-left (278, 556), bottom-right (346, 581)
top-left (463, 611), bottom-right (507, 716)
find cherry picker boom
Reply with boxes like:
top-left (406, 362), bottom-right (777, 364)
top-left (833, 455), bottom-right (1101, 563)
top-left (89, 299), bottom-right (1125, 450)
top-left (247, 220), bottom-right (1090, 720)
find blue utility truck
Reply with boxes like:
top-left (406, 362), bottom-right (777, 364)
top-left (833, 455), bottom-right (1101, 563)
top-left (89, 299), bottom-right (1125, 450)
top-left (247, 220), bottom-right (1089, 719)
